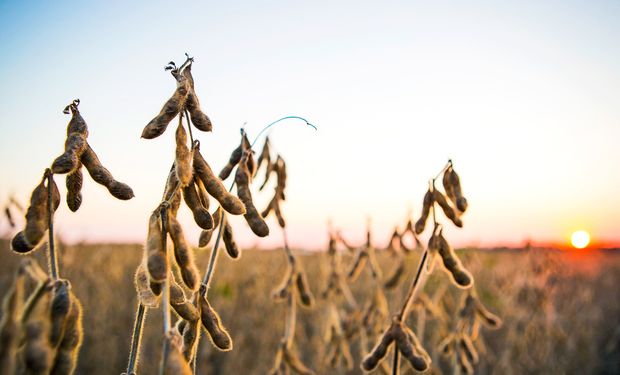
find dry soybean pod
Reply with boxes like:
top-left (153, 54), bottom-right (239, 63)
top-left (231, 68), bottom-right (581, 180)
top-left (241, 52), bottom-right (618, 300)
top-left (50, 292), bottom-right (83, 375)
top-left (179, 318), bottom-right (200, 361)
top-left (51, 132), bottom-right (87, 175)
top-left (49, 279), bottom-right (72, 347)
top-left (222, 216), bottom-right (240, 259)
top-left (182, 179), bottom-right (213, 230)
top-left (169, 276), bottom-right (199, 322)
top-left (142, 68), bottom-right (190, 139)
top-left (347, 251), bottom-right (368, 281)
top-left (295, 270), bottom-right (315, 307)
top-left (361, 327), bottom-right (394, 371)
top-left (283, 345), bottom-right (316, 375)
top-left (65, 162), bottom-right (83, 212)
top-left (174, 117), bottom-right (193, 187)
top-left (181, 61), bottom-right (212, 133)
top-left (256, 136), bottom-right (271, 173)
top-left (145, 211), bottom-right (167, 283)
top-left (19, 280), bottom-right (54, 375)
top-left (194, 178), bottom-right (210, 209)
top-left (275, 155), bottom-right (287, 200)
top-left (393, 324), bottom-right (428, 372)
top-left (235, 151), bottom-right (269, 237)
top-left (433, 190), bottom-right (463, 228)
top-left (198, 207), bottom-right (221, 247)
top-left (81, 143), bottom-right (135, 200)
top-left (134, 263), bottom-right (160, 308)
top-left (449, 167), bottom-right (468, 212)
top-left (193, 144), bottom-right (245, 215)
top-left (0, 264), bottom-right (26, 373)
top-left (383, 258), bottom-right (405, 290)
top-left (166, 213), bottom-right (200, 290)
top-left (475, 299), bottom-right (502, 328)
top-left (436, 229), bottom-right (472, 288)
top-left (11, 174), bottom-right (53, 253)
top-left (197, 287), bottom-right (232, 351)
top-left (219, 133), bottom-right (251, 180)
top-left (415, 188), bottom-right (434, 234)
top-left (63, 99), bottom-right (88, 136)
top-left (162, 333), bottom-right (193, 375)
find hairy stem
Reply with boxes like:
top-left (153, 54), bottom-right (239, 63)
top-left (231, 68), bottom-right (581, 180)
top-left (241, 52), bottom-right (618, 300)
top-left (126, 303), bottom-right (147, 375)
top-left (45, 169), bottom-right (59, 280)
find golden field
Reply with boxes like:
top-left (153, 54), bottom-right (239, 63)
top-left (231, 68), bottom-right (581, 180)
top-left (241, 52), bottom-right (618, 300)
top-left (1, 239), bottom-right (619, 375)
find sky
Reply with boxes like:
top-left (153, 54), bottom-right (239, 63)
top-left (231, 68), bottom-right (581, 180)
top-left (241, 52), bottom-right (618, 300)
top-left (0, 0), bottom-right (619, 250)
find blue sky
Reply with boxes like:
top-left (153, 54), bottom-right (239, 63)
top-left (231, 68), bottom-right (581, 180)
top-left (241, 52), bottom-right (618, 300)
top-left (1, 1), bottom-right (619, 249)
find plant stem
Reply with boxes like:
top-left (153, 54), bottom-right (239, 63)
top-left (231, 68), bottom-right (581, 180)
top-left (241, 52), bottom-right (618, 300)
top-left (159, 205), bottom-right (171, 375)
top-left (126, 303), bottom-right (146, 375)
top-left (392, 348), bottom-right (400, 375)
top-left (45, 169), bottom-right (59, 280)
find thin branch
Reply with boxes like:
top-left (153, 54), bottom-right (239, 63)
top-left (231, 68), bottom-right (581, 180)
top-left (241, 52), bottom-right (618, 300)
top-left (45, 169), bottom-right (59, 280)
top-left (126, 303), bottom-right (147, 375)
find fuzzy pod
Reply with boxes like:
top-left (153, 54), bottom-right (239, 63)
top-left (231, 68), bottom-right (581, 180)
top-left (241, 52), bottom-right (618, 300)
top-left (166, 214), bottom-right (200, 290)
top-left (219, 134), bottom-right (251, 180)
top-left (272, 265), bottom-right (295, 301)
top-left (256, 137), bottom-right (271, 173)
top-left (458, 348), bottom-right (474, 375)
top-left (475, 299), bottom-right (502, 328)
top-left (142, 75), bottom-right (190, 139)
top-left (258, 161), bottom-right (275, 191)
top-left (178, 318), bottom-right (200, 361)
top-left (274, 156), bottom-right (287, 199)
top-left (11, 175), bottom-right (60, 254)
top-left (347, 251), bottom-right (368, 281)
top-left (295, 271), bottom-right (314, 307)
top-left (50, 280), bottom-right (72, 347)
top-left (63, 100), bottom-right (88, 137)
top-left (383, 259), bottom-right (405, 290)
top-left (437, 334), bottom-right (454, 357)
top-left (283, 346), bottom-right (316, 375)
top-left (0, 264), bottom-right (26, 373)
top-left (222, 218), bottom-right (240, 259)
top-left (182, 180), bottom-right (213, 230)
top-left (433, 190), bottom-right (463, 227)
top-left (51, 133), bottom-right (88, 175)
top-left (198, 207), bottom-right (222, 247)
top-left (361, 328), bottom-right (394, 371)
top-left (235, 152), bottom-right (269, 237)
top-left (195, 178), bottom-right (210, 209)
top-left (460, 334), bottom-right (479, 364)
top-left (435, 230), bottom-right (473, 288)
top-left (182, 63), bottom-right (212, 132)
top-left (449, 168), bottom-right (468, 212)
top-left (198, 293), bottom-right (233, 351)
top-left (193, 146), bottom-right (245, 215)
top-left (393, 325), bottom-right (429, 372)
top-left (442, 168), bottom-right (456, 207)
top-left (66, 163), bottom-right (83, 212)
top-left (403, 325), bottom-right (432, 365)
top-left (415, 189), bottom-right (434, 234)
top-left (169, 277), bottom-right (199, 322)
top-left (162, 333), bottom-right (193, 375)
top-left (50, 292), bottom-right (83, 375)
top-left (20, 281), bottom-right (54, 375)
top-left (81, 143), bottom-right (135, 200)
top-left (145, 211), bottom-right (167, 283)
top-left (163, 164), bottom-right (180, 202)
top-left (175, 121), bottom-right (193, 187)
top-left (134, 264), bottom-right (160, 307)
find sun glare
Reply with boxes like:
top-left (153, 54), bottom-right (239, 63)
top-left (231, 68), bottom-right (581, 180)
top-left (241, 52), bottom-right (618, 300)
top-left (571, 230), bottom-right (590, 249)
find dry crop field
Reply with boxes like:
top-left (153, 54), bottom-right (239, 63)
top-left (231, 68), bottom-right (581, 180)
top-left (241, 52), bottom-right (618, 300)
top-left (0, 54), bottom-right (618, 375)
top-left (1, 239), bottom-right (618, 374)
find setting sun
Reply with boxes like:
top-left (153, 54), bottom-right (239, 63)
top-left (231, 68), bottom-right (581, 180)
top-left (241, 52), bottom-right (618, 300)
top-left (571, 230), bottom-right (591, 249)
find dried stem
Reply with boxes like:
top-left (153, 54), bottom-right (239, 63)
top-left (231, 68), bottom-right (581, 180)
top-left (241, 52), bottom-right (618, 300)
top-left (159, 204), bottom-right (171, 375)
top-left (126, 303), bottom-right (147, 375)
top-left (45, 169), bottom-right (59, 280)
top-left (283, 290), bottom-right (297, 348)
top-left (184, 109), bottom-right (195, 146)
top-left (392, 348), bottom-right (400, 375)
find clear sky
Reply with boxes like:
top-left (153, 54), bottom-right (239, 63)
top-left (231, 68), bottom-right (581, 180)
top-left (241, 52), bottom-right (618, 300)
top-left (1, 0), bottom-right (619, 250)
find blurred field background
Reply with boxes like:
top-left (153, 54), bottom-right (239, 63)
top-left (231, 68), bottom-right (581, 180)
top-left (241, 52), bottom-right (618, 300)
top-left (1, 239), bottom-right (618, 374)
